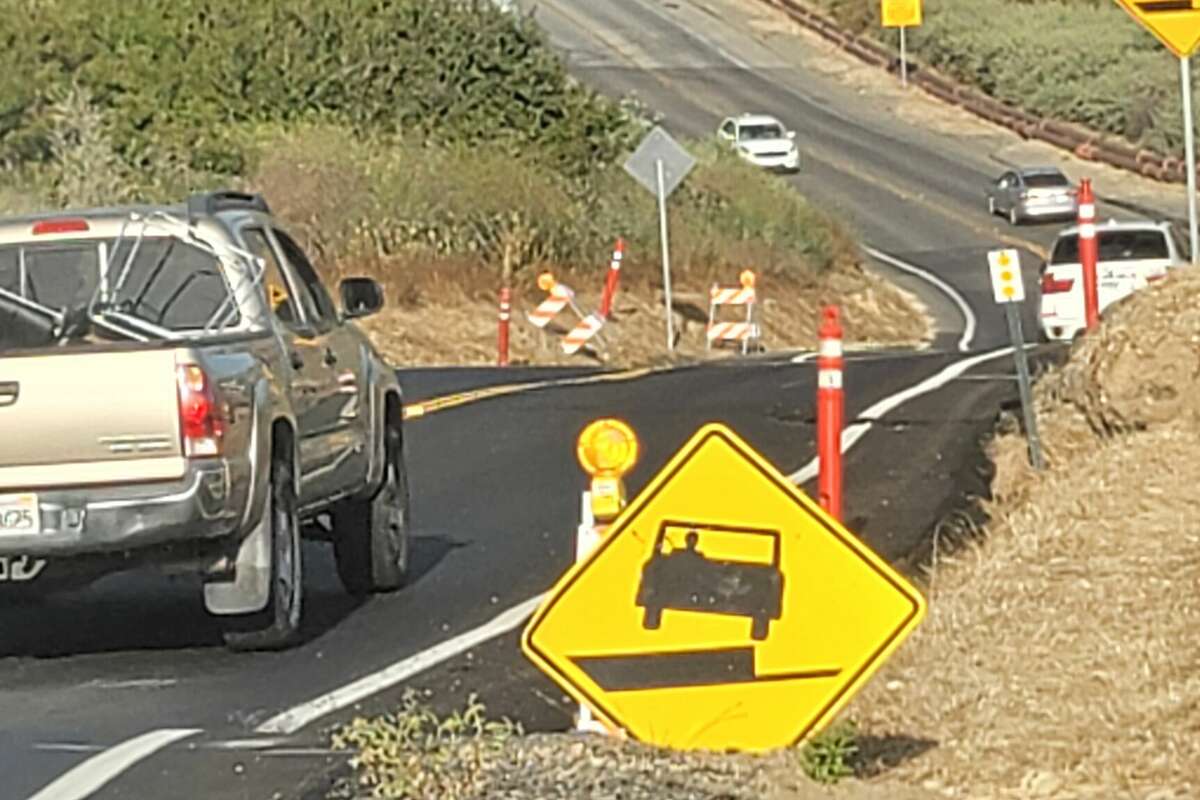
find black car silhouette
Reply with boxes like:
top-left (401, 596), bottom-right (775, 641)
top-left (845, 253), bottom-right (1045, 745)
top-left (635, 522), bottom-right (784, 641)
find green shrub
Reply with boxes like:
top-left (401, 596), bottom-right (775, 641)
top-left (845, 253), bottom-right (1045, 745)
top-left (799, 720), bottom-right (859, 785)
top-left (810, 0), bottom-right (1198, 155)
top-left (0, 0), bottom-right (640, 179)
top-left (247, 126), bottom-right (853, 280)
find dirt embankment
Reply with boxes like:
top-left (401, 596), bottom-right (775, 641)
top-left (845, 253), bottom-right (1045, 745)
top-left (355, 256), bottom-right (931, 368)
top-left (848, 269), bottom-right (1200, 798)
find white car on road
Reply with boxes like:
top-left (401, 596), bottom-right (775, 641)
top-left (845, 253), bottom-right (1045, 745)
top-left (717, 114), bottom-right (800, 173)
top-left (1039, 219), bottom-right (1189, 341)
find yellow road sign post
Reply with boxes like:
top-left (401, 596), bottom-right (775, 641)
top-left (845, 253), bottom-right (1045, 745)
top-left (881, 0), bottom-right (923, 88)
top-left (1113, 0), bottom-right (1200, 264)
top-left (522, 423), bottom-right (927, 752)
top-left (987, 250), bottom-right (1044, 471)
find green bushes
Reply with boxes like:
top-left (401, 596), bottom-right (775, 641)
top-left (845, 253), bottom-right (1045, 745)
top-left (0, 0), bottom-right (639, 178)
top-left (0, 0), bottom-right (856, 282)
top-left (248, 126), bottom-right (853, 278)
top-left (812, 0), bottom-right (1198, 155)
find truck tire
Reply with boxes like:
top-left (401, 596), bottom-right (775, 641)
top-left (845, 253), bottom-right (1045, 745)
top-left (222, 456), bottom-right (303, 651)
top-left (333, 424), bottom-right (409, 597)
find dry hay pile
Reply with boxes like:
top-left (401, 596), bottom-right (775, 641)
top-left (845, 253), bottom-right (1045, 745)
top-left (849, 269), bottom-right (1200, 799)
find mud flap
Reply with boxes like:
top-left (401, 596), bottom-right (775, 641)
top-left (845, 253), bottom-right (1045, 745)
top-left (204, 511), bottom-right (271, 615)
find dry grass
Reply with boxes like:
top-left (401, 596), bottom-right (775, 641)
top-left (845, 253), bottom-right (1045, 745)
top-left (848, 271), bottom-right (1200, 798)
top-left (349, 253), bottom-right (931, 367)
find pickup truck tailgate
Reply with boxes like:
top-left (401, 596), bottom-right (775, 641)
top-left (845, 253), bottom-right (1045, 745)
top-left (0, 348), bottom-right (186, 490)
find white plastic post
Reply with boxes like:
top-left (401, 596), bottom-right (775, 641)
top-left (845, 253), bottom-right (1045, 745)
top-left (574, 491), bottom-right (608, 735)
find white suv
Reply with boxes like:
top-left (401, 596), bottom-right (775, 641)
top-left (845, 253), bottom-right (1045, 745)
top-left (717, 114), bottom-right (800, 173)
top-left (1039, 219), bottom-right (1189, 341)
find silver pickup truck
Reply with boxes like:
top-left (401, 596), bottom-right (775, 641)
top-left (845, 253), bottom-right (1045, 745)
top-left (0, 191), bottom-right (409, 650)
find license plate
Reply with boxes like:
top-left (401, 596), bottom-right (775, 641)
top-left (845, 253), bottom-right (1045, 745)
top-left (0, 493), bottom-right (40, 536)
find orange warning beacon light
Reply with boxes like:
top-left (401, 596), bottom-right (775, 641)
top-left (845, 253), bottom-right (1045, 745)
top-left (740, 269), bottom-right (756, 289)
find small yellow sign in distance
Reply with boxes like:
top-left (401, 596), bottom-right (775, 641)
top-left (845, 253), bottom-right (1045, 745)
top-left (881, 0), bottom-right (923, 28)
top-left (1113, 0), bottom-right (1200, 58)
top-left (521, 424), bottom-right (927, 753)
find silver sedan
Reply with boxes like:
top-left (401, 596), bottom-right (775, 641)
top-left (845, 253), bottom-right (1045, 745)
top-left (987, 167), bottom-right (1079, 226)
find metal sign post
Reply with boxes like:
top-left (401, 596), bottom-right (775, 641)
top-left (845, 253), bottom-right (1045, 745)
top-left (988, 249), bottom-right (1044, 471)
top-left (1005, 304), bottom-right (1045, 471)
top-left (881, 0), bottom-right (922, 87)
top-left (655, 159), bottom-right (676, 351)
top-left (1182, 56), bottom-right (1198, 264)
top-left (623, 127), bottom-right (696, 354)
top-left (1110, 2), bottom-right (1200, 257)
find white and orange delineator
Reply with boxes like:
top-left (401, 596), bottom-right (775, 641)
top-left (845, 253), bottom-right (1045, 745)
top-left (706, 270), bottom-right (761, 354)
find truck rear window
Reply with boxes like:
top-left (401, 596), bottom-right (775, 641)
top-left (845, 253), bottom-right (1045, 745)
top-left (1049, 230), bottom-right (1171, 265)
top-left (0, 237), bottom-right (237, 350)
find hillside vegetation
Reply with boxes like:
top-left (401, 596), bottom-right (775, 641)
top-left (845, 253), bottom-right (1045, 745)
top-left (0, 0), bottom-right (854, 280)
top-left (0, 0), bottom-right (931, 363)
top-left (814, 0), bottom-right (1199, 157)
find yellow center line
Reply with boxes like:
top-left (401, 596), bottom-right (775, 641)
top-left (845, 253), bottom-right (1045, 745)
top-left (402, 367), bottom-right (660, 421)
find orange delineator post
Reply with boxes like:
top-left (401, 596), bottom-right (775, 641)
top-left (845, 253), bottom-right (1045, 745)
top-left (497, 287), bottom-right (512, 366)
top-left (816, 306), bottom-right (844, 521)
top-left (599, 238), bottom-right (625, 319)
top-left (1077, 179), bottom-right (1099, 332)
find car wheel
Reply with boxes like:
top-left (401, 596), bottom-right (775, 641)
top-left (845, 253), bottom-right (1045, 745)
top-left (222, 456), bottom-right (303, 651)
top-left (643, 607), bottom-right (663, 630)
top-left (333, 424), bottom-right (410, 597)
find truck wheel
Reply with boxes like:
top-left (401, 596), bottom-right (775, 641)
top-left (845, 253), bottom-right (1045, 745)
top-left (333, 424), bottom-right (409, 597)
top-left (222, 456), bottom-right (303, 651)
top-left (643, 607), bottom-right (663, 630)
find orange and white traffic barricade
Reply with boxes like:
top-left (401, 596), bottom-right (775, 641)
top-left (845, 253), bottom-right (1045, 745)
top-left (706, 270), bottom-right (761, 354)
top-left (562, 313), bottom-right (606, 355)
top-left (527, 272), bottom-right (579, 330)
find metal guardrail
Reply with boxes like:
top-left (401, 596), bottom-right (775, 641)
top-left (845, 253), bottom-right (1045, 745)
top-left (762, 0), bottom-right (1197, 186)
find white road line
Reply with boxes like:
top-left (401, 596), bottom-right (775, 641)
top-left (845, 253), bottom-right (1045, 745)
top-left (25, 728), bottom-right (200, 800)
top-left (861, 245), bottom-right (977, 352)
top-left (255, 594), bottom-right (547, 735)
top-left (789, 344), bottom-right (1018, 483)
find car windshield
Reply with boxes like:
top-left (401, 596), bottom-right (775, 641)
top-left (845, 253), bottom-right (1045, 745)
top-left (739, 124), bottom-right (785, 140)
top-left (1023, 172), bottom-right (1070, 188)
top-left (0, 235), bottom-right (239, 350)
top-left (1049, 230), bottom-right (1171, 264)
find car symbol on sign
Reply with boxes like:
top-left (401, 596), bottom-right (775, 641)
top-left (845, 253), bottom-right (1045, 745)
top-left (635, 522), bottom-right (784, 641)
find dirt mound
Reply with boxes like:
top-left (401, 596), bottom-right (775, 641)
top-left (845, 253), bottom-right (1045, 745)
top-left (1052, 269), bottom-right (1200, 434)
top-left (849, 273), bottom-right (1200, 797)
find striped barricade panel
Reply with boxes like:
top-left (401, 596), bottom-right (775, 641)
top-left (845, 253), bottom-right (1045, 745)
top-left (562, 313), bottom-right (606, 354)
top-left (527, 284), bottom-right (575, 329)
top-left (706, 322), bottom-right (760, 342)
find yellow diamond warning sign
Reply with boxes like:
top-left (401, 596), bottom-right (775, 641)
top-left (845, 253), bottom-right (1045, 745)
top-left (1114, 0), bottom-right (1200, 57)
top-left (521, 424), bottom-right (927, 752)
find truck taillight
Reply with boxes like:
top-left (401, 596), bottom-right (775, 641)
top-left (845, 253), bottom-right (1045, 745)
top-left (176, 364), bottom-right (224, 457)
top-left (1040, 273), bottom-right (1074, 294)
top-left (32, 218), bottom-right (90, 235)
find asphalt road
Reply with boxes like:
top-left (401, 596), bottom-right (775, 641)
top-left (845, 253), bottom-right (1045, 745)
top-left (0, 1), bottom-right (1102, 797)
